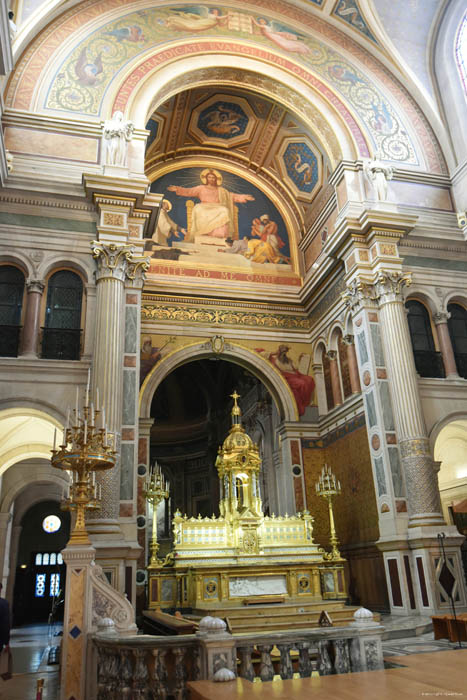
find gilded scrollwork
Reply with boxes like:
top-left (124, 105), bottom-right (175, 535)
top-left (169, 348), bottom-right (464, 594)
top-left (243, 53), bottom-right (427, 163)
top-left (92, 241), bottom-right (150, 285)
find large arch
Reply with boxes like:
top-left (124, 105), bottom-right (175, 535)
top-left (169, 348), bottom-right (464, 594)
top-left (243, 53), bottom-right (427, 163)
top-left (139, 340), bottom-right (298, 422)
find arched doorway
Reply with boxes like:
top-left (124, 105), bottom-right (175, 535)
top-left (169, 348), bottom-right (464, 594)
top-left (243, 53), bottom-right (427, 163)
top-left (434, 418), bottom-right (467, 578)
top-left (147, 357), bottom-right (279, 555)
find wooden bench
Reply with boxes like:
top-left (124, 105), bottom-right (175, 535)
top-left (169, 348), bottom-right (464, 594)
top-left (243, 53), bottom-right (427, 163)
top-left (432, 613), bottom-right (467, 642)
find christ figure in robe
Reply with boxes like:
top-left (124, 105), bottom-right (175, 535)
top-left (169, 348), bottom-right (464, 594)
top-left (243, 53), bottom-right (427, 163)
top-left (167, 169), bottom-right (254, 240)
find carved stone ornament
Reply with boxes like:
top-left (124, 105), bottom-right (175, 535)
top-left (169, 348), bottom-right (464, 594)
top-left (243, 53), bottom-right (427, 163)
top-left (92, 241), bottom-right (149, 285)
top-left (91, 561), bottom-right (137, 634)
top-left (211, 335), bottom-right (225, 354)
top-left (26, 279), bottom-right (45, 294)
top-left (433, 311), bottom-right (450, 325)
top-left (373, 271), bottom-right (412, 305)
top-left (341, 278), bottom-right (376, 314)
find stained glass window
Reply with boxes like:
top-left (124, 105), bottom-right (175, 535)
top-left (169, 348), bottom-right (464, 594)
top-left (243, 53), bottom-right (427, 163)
top-left (50, 573), bottom-right (60, 597)
top-left (57, 553), bottom-right (63, 565)
top-left (50, 553), bottom-right (56, 565)
top-left (35, 553), bottom-right (42, 566)
top-left (43, 553), bottom-right (49, 566)
top-left (456, 13), bottom-right (467, 95)
top-left (35, 573), bottom-right (46, 597)
top-left (43, 515), bottom-right (61, 533)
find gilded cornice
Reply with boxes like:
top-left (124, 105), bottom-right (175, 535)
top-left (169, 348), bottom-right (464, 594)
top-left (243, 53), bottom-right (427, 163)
top-left (141, 294), bottom-right (310, 330)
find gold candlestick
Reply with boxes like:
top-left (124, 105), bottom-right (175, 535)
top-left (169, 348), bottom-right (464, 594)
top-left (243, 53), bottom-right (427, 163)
top-left (51, 376), bottom-right (117, 545)
top-left (143, 462), bottom-right (169, 568)
top-left (316, 463), bottom-right (342, 560)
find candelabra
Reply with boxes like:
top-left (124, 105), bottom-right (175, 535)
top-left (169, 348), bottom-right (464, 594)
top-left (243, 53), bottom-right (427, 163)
top-left (143, 462), bottom-right (170, 568)
top-left (51, 374), bottom-right (116, 546)
top-left (316, 463), bottom-right (342, 560)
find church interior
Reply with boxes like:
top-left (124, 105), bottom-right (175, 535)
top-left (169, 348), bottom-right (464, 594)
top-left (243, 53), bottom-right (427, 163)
top-left (1, 0), bottom-right (467, 697)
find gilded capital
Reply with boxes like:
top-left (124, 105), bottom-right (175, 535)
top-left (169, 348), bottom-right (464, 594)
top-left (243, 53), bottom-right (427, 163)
top-left (342, 334), bottom-right (354, 346)
top-left (326, 350), bottom-right (338, 361)
top-left (373, 270), bottom-right (411, 305)
top-left (92, 241), bottom-right (149, 285)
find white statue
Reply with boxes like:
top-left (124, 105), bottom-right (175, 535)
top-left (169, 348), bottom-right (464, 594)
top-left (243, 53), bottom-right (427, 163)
top-left (363, 153), bottom-right (394, 202)
top-left (102, 111), bottom-right (134, 167)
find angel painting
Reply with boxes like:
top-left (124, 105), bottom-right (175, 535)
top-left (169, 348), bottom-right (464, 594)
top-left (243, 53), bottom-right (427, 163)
top-left (204, 104), bottom-right (242, 135)
top-left (164, 6), bottom-right (229, 32)
top-left (252, 17), bottom-right (311, 55)
top-left (75, 47), bottom-right (103, 87)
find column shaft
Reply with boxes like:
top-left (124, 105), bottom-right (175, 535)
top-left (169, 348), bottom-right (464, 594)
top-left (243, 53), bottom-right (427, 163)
top-left (327, 351), bottom-right (343, 406)
top-left (434, 315), bottom-right (458, 378)
top-left (344, 336), bottom-right (361, 394)
top-left (20, 280), bottom-right (45, 357)
top-left (376, 276), bottom-right (443, 526)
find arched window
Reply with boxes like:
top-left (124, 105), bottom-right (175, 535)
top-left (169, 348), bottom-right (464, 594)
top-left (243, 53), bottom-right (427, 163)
top-left (405, 300), bottom-right (444, 378)
top-left (455, 13), bottom-right (467, 95)
top-left (42, 270), bottom-right (83, 360)
top-left (447, 303), bottom-right (467, 379)
top-left (0, 265), bottom-right (25, 357)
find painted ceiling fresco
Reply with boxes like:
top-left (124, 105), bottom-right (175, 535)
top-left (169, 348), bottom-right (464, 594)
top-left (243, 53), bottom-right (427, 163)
top-left (42, 3), bottom-right (417, 164)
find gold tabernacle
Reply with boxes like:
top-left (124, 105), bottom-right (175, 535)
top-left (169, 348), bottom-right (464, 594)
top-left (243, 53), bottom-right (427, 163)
top-left (147, 392), bottom-right (346, 611)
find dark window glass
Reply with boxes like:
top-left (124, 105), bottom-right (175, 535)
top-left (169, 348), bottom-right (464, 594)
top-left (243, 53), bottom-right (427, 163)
top-left (405, 300), bottom-right (444, 378)
top-left (448, 303), bottom-right (467, 378)
top-left (42, 271), bottom-right (83, 360)
top-left (0, 265), bottom-right (25, 357)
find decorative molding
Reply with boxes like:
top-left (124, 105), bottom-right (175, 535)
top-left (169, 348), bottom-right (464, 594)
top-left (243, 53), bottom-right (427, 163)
top-left (0, 192), bottom-right (94, 211)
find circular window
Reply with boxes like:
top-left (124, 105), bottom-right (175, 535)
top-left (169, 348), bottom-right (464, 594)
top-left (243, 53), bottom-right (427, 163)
top-left (42, 515), bottom-right (61, 533)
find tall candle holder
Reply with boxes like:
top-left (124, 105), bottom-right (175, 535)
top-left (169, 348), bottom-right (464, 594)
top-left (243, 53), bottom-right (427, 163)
top-left (316, 463), bottom-right (342, 560)
top-left (51, 373), bottom-right (117, 546)
top-left (144, 462), bottom-right (170, 568)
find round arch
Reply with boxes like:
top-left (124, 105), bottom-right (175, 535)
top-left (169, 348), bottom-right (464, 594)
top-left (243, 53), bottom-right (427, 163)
top-left (0, 407), bottom-right (63, 478)
top-left (139, 341), bottom-right (299, 422)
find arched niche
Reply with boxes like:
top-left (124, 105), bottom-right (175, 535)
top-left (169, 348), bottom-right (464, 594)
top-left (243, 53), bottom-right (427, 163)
top-left (139, 340), bottom-right (298, 423)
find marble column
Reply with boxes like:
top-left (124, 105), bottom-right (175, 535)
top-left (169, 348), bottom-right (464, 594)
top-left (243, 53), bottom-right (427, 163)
top-left (327, 350), bottom-right (343, 406)
top-left (374, 272), bottom-right (444, 527)
top-left (312, 362), bottom-right (328, 415)
top-left (87, 242), bottom-right (148, 537)
top-left (343, 335), bottom-right (361, 394)
top-left (434, 312), bottom-right (459, 378)
top-left (6, 525), bottom-right (22, 604)
top-left (20, 279), bottom-right (45, 357)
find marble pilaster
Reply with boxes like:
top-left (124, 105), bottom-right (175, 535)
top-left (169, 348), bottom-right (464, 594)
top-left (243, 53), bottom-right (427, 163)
top-left (20, 279), bottom-right (45, 357)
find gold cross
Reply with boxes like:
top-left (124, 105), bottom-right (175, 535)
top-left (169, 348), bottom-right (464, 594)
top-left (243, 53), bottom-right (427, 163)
top-left (230, 390), bottom-right (240, 405)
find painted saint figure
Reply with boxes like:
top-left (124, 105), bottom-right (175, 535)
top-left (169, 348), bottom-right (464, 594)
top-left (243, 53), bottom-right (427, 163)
top-left (245, 214), bottom-right (288, 264)
top-left (102, 111), bottom-right (134, 167)
top-left (151, 199), bottom-right (186, 247)
top-left (257, 344), bottom-right (315, 416)
top-left (167, 169), bottom-right (254, 240)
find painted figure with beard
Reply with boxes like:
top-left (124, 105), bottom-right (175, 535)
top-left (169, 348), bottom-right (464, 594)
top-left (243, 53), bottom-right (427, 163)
top-left (257, 344), bottom-right (315, 415)
top-left (167, 169), bottom-right (254, 241)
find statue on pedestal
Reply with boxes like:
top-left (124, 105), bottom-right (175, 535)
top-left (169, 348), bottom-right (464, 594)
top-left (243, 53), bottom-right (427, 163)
top-left (102, 111), bottom-right (134, 167)
top-left (363, 153), bottom-right (394, 202)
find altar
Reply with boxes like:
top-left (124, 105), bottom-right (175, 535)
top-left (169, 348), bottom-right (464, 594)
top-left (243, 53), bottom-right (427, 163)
top-left (147, 392), bottom-right (346, 612)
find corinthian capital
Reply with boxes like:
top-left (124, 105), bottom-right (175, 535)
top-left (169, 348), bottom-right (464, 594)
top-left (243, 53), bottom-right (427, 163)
top-left (342, 277), bottom-right (376, 315)
top-left (373, 271), bottom-right (411, 305)
top-left (92, 241), bottom-right (149, 285)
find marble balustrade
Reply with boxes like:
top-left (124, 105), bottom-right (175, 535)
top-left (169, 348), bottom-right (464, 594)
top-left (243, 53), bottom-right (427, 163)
top-left (93, 624), bottom-right (384, 698)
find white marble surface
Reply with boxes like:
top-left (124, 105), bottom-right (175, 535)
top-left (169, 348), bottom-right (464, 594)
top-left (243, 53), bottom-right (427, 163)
top-left (229, 574), bottom-right (287, 597)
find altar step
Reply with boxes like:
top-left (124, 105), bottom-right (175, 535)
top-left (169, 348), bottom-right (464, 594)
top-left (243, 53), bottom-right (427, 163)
top-left (194, 601), bottom-right (380, 634)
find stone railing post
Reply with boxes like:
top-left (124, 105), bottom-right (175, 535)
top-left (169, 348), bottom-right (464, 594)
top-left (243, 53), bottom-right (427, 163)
top-left (349, 607), bottom-right (384, 671)
top-left (197, 617), bottom-right (237, 682)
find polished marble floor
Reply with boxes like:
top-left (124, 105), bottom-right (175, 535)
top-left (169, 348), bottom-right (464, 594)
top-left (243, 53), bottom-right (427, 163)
top-left (0, 623), bottom-right (61, 700)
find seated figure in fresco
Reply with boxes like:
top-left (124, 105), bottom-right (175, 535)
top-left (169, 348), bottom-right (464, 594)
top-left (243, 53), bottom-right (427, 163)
top-left (257, 344), bottom-right (315, 416)
top-left (244, 214), bottom-right (288, 264)
top-left (167, 169), bottom-right (254, 240)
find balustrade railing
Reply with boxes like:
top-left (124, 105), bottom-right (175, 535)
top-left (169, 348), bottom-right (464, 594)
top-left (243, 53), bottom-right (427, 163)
top-left (93, 616), bottom-right (384, 699)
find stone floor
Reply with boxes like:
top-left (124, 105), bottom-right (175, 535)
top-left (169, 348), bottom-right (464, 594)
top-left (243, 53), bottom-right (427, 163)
top-left (1, 615), bottom-right (463, 699)
top-left (0, 623), bottom-right (61, 700)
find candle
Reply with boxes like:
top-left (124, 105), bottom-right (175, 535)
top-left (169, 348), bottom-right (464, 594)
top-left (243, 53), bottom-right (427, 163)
top-left (91, 402), bottom-right (94, 426)
top-left (53, 428), bottom-right (56, 451)
top-left (86, 368), bottom-right (90, 405)
top-left (75, 386), bottom-right (79, 419)
top-left (96, 388), bottom-right (99, 411)
top-left (84, 419), bottom-right (87, 444)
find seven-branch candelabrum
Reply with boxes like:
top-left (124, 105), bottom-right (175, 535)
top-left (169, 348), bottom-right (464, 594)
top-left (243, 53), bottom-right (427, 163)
top-left (50, 372), bottom-right (117, 545)
top-left (143, 462), bottom-right (170, 568)
top-left (315, 463), bottom-right (342, 560)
